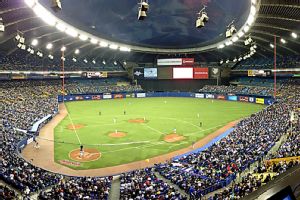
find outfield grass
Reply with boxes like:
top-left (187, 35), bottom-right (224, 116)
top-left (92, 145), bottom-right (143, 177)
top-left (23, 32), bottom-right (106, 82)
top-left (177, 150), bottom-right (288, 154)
top-left (54, 97), bottom-right (265, 170)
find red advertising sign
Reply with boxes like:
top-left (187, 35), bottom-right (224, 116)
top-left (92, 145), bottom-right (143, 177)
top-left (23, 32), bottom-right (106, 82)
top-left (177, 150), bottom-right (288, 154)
top-left (114, 94), bottom-right (124, 99)
top-left (92, 95), bottom-right (101, 100)
top-left (239, 96), bottom-right (249, 102)
top-left (182, 58), bottom-right (195, 65)
top-left (194, 68), bottom-right (209, 79)
top-left (217, 95), bottom-right (226, 100)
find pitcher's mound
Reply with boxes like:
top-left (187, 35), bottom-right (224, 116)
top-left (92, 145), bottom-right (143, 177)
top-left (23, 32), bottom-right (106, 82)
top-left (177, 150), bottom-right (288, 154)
top-left (164, 134), bottom-right (186, 143)
top-left (109, 131), bottom-right (127, 138)
top-left (128, 118), bottom-right (146, 123)
top-left (69, 148), bottom-right (101, 162)
top-left (67, 124), bottom-right (85, 130)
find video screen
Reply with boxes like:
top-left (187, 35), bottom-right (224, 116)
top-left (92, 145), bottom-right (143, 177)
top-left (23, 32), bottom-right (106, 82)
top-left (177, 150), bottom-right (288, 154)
top-left (173, 67), bottom-right (193, 79)
top-left (144, 68), bottom-right (157, 78)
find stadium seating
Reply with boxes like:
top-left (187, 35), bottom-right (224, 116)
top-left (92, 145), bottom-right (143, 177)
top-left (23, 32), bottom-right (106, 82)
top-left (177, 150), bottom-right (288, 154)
top-left (234, 56), bottom-right (300, 70)
top-left (0, 79), bottom-right (299, 199)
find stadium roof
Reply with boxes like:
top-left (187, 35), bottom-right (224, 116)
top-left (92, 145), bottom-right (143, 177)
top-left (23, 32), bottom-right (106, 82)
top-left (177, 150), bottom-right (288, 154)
top-left (0, 0), bottom-right (299, 63)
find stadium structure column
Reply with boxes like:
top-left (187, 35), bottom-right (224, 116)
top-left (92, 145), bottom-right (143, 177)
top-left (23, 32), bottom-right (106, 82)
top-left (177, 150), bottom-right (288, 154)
top-left (274, 35), bottom-right (277, 98)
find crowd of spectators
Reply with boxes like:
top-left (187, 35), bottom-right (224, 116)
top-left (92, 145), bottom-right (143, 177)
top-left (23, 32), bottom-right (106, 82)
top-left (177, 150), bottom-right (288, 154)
top-left (39, 177), bottom-right (112, 200)
top-left (120, 168), bottom-right (187, 200)
top-left (199, 85), bottom-right (273, 96)
top-left (156, 80), bottom-right (300, 198)
top-left (0, 78), bottom-right (299, 199)
top-left (0, 185), bottom-right (18, 200)
top-left (234, 56), bottom-right (300, 70)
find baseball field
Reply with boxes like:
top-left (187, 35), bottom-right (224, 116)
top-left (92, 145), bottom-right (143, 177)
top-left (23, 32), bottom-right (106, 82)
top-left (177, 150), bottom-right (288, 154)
top-left (53, 97), bottom-right (264, 170)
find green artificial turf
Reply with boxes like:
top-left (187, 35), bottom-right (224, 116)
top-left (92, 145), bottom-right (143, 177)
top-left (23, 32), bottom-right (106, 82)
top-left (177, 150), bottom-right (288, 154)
top-left (54, 97), bottom-right (265, 170)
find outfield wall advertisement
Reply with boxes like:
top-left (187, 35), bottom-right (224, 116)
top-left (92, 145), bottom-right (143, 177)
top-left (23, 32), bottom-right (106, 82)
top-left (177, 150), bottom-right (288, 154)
top-left (58, 92), bottom-right (274, 105)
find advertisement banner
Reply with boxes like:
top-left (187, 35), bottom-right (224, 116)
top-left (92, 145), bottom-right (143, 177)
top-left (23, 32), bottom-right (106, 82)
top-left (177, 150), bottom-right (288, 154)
top-left (182, 58), bottom-right (195, 65)
top-left (228, 95), bottom-right (238, 101)
top-left (157, 58), bottom-right (182, 66)
top-left (194, 68), bottom-right (209, 79)
top-left (92, 95), bottom-right (101, 100)
top-left (265, 98), bottom-right (274, 105)
top-left (136, 93), bottom-right (146, 98)
top-left (75, 96), bottom-right (84, 100)
top-left (144, 68), bottom-right (158, 79)
top-left (133, 68), bottom-right (144, 79)
top-left (217, 95), bottom-right (226, 100)
top-left (103, 94), bottom-right (112, 99)
top-left (210, 68), bottom-right (220, 79)
top-left (256, 98), bottom-right (265, 104)
top-left (205, 94), bottom-right (215, 99)
top-left (239, 96), bottom-right (249, 102)
top-left (126, 93), bottom-right (135, 98)
top-left (113, 94), bottom-right (124, 99)
top-left (195, 93), bottom-right (205, 98)
top-left (249, 97), bottom-right (256, 103)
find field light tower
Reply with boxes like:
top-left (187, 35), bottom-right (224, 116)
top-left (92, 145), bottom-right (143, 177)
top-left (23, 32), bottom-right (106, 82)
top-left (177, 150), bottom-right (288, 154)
top-left (196, 6), bottom-right (209, 29)
top-left (138, 0), bottom-right (149, 20)
top-left (226, 20), bottom-right (237, 38)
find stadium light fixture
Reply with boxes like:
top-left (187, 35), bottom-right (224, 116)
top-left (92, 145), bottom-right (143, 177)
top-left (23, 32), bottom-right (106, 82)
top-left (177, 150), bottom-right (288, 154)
top-left (46, 43), bottom-right (53, 49)
top-left (90, 38), bottom-right (98, 44)
top-left (84, 58), bottom-right (88, 63)
top-left (233, 58), bottom-right (237, 62)
top-left (61, 46), bottom-right (66, 51)
top-left (102, 60), bottom-right (106, 65)
top-left (225, 40), bottom-right (233, 46)
top-left (31, 39), bottom-right (38, 46)
top-left (100, 41), bottom-right (109, 47)
top-left (21, 44), bottom-right (26, 50)
top-left (72, 57), bottom-right (77, 62)
top-left (120, 46), bottom-right (131, 52)
top-left (226, 59), bottom-right (230, 63)
top-left (30, 49), bottom-right (35, 54)
top-left (79, 34), bottom-right (88, 41)
top-left (92, 60), bottom-right (96, 64)
top-left (27, 47), bottom-right (32, 52)
top-left (109, 44), bottom-right (118, 50)
top-left (51, 0), bottom-right (62, 12)
top-left (138, 0), bottom-right (149, 20)
top-left (244, 25), bottom-right (250, 33)
top-left (61, 56), bottom-right (66, 61)
top-left (226, 20), bottom-right (237, 38)
top-left (238, 57), bottom-right (243, 61)
top-left (196, 6), bottom-right (209, 29)
top-left (291, 32), bottom-right (298, 39)
top-left (114, 61), bottom-right (117, 65)
top-left (48, 54), bottom-right (54, 60)
top-left (232, 36), bottom-right (239, 42)
top-left (56, 22), bottom-right (66, 32)
top-left (75, 49), bottom-right (80, 54)
top-left (280, 38), bottom-right (286, 44)
top-left (219, 60), bottom-right (224, 65)
top-left (237, 31), bottom-right (244, 38)
top-left (270, 43), bottom-right (274, 48)
top-left (123, 61), bottom-right (127, 65)
top-left (217, 44), bottom-right (225, 49)
top-left (65, 27), bottom-right (78, 37)
top-left (250, 5), bottom-right (256, 16)
top-left (0, 18), bottom-right (5, 32)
